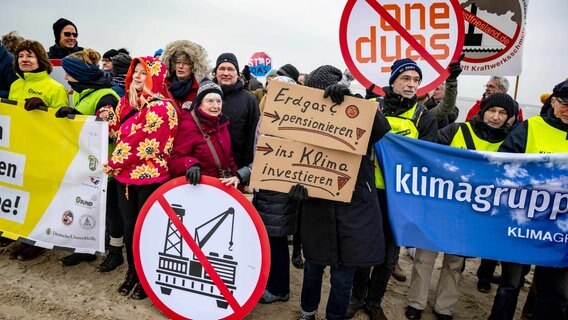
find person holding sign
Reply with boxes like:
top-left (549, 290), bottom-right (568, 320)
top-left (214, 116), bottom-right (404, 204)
top-left (405, 92), bottom-right (516, 320)
top-left (8, 40), bottom-right (68, 111)
top-left (104, 56), bottom-right (178, 300)
top-left (348, 58), bottom-right (438, 320)
top-left (168, 80), bottom-right (239, 186)
top-left (488, 80), bottom-right (568, 320)
top-left (297, 65), bottom-right (391, 320)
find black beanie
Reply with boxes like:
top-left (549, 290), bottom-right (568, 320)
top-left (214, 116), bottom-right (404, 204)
top-left (103, 49), bottom-right (119, 60)
top-left (479, 92), bottom-right (515, 118)
top-left (389, 58), bottom-right (422, 86)
top-left (304, 65), bottom-right (343, 90)
top-left (215, 53), bottom-right (239, 72)
top-left (552, 80), bottom-right (568, 101)
top-left (277, 64), bottom-right (300, 82)
top-left (112, 53), bottom-right (132, 76)
top-left (53, 18), bottom-right (77, 44)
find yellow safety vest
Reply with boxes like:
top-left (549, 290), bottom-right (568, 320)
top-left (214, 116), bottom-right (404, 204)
top-left (450, 122), bottom-right (503, 151)
top-left (525, 116), bottom-right (568, 153)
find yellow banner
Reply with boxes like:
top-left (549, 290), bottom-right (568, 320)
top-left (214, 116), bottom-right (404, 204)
top-left (0, 99), bottom-right (108, 253)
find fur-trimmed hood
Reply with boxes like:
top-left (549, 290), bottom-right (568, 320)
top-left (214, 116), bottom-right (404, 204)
top-left (160, 40), bottom-right (210, 83)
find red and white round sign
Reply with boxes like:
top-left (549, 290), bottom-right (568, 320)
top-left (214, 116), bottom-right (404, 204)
top-left (339, 0), bottom-right (464, 97)
top-left (134, 176), bottom-right (270, 320)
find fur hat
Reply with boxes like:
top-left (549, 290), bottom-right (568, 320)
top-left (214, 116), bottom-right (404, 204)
top-left (112, 53), bottom-right (132, 76)
top-left (304, 65), bottom-right (343, 90)
top-left (215, 52), bottom-right (239, 72)
top-left (479, 92), bottom-right (515, 118)
top-left (389, 58), bottom-right (422, 86)
top-left (53, 18), bottom-right (77, 44)
top-left (276, 64), bottom-right (299, 82)
top-left (194, 80), bottom-right (223, 108)
top-left (161, 40), bottom-right (210, 82)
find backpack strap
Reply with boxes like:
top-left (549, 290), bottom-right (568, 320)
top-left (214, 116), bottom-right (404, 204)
top-left (459, 123), bottom-right (477, 150)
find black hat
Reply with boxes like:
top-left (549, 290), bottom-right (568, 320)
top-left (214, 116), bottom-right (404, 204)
top-left (479, 92), bottom-right (515, 118)
top-left (304, 65), bottom-right (342, 90)
top-left (389, 58), bottom-right (422, 86)
top-left (194, 80), bottom-right (223, 108)
top-left (215, 52), bottom-right (239, 72)
top-left (103, 49), bottom-right (119, 60)
top-left (277, 64), bottom-right (300, 82)
top-left (53, 18), bottom-right (77, 44)
top-left (552, 80), bottom-right (568, 103)
top-left (112, 53), bottom-right (132, 76)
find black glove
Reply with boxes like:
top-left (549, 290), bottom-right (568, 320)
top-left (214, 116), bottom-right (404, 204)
top-left (24, 97), bottom-right (46, 111)
top-left (288, 184), bottom-right (308, 201)
top-left (447, 53), bottom-right (465, 81)
top-left (185, 165), bottom-right (201, 185)
top-left (55, 107), bottom-right (82, 118)
top-left (323, 84), bottom-right (350, 104)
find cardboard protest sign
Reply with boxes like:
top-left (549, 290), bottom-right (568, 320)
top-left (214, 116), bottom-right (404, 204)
top-left (250, 135), bottom-right (362, 202)
top-left (261, 81), bottom-right (376, 155)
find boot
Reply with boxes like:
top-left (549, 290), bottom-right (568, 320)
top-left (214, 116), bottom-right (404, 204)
top-left (60, 253), bottom-right (97, 266)
top-left (118, 267), bottom-right (138, 296)
top-left (18, 245), bottom-right (46, 261)
top-left (131, 282), bottom-right (147, 300)
top-left (392, 262), bottom-right (407, 282)
top-left (97, 245), bottom-right (124, 272)
top-left (9, 243), bottom-right (30, 260)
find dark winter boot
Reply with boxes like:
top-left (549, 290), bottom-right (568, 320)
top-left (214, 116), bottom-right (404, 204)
top-left (60, 253), bottom-right (97, 266)
top-left (118, 267), bottom-right (138, 296)
top-left (97, 245), bottom-right (124, 272)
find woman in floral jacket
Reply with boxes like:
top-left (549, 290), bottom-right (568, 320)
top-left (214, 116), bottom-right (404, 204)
top-left (104, 56), bottom-right (178, 300)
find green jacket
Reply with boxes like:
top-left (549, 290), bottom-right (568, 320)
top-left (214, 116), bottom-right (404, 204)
top-left (72, 88), bottom-right (119, 116)
top-left (8, 71), bottom-right (68, 108)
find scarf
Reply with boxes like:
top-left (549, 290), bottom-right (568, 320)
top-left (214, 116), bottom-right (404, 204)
top-left (168, 75), bottom-right (193, 100)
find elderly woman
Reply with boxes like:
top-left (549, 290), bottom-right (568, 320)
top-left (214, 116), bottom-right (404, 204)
top-left (8, 40), bottom-right (68, 111)
top-left (104, 56), bottom-right (178, 300)
top-left (168, 80), bottom-right (239, 187)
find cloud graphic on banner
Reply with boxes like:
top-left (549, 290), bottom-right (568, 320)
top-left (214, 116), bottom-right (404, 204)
top-left (442, 162), bottom-right (459, 172)
top-left (557, 218), bottom-right (568, 233)
top-left (490, 208), bottom-right (499, 216)
top-left (496, 178), bottom-right (521, 188)
top-left (503, 163), bottom-right (528, 179)
top-left (460, 174), bottom-right (472, 182)
top-left (511, 209), bottom-right (530, 225)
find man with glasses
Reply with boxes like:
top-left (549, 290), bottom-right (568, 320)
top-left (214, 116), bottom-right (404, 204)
top-left (466, 76), bottom-right (524, 122)
top-left (213, 52), bottom-right (259, 170)
top-left (47, 18), bottom-right (82, 59)
top-left (489, 79), bottom-right (568, 320)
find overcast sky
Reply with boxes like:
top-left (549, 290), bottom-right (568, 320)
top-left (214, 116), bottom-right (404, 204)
top-left (1, 0), bottom-right (566, 107)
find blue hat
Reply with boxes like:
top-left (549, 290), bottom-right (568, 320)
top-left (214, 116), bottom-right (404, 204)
top-left (389, 58), bottom-right (422, 86)
top-left (154, 48), bottom-right (163, 57)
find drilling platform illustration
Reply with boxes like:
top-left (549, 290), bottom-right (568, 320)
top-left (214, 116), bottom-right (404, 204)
top-left (155, 204), bottom-right (238, 309)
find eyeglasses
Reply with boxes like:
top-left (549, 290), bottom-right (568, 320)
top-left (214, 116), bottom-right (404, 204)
top-left (63, 32), bottom-right (78, 38)
top-left (554, 97), bottom-right (568, 107)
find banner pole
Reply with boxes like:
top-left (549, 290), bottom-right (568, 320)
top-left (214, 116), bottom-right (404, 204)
top-left (514, 76), bottom-right (520, 100)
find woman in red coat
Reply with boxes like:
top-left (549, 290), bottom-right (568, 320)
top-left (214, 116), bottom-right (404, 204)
top-left (168, 80), bottom-right (239, 186)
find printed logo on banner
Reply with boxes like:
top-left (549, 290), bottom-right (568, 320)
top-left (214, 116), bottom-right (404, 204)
top-left (88, 155), bottom-right (98, 172)
top-left (75, 196), bottom-right (94, 209)
top-left (80, 215), bottom-right (96, 230)
top-left (340, 0), bottom-right (464, 96)
top-left (62, 210), bottom-right (74, 225)
top-left (133, 177), bottom-right (270, 320)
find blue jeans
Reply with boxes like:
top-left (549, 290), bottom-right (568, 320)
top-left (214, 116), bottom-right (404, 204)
top-left (300, 261), bottom-right (355, 320)
top-left (266, 236), bottom-right (290, 296)
top-left (488, 262), bottom-right (531, 320)
top-left (533, 266), bottom-right (568, 320)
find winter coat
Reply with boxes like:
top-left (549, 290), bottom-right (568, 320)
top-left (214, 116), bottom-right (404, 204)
top-left (301, 109), bottom-right (392, 268)
top-left (168, 107), bottom-right (237, 179)
top-left (424, 79), bottom-right (459, 129)
top-left (8, 71), bottom-right (68, 108)
top-left (47, 43), bottom-right (83, 59)
top-left (68, 74), bottom-right (119, 116)
top-left (0, 45), bottom-right (17, 98)
top-left (253, 190), bottom-right (299, 237)
top-left (105, 57), bottom-right (178, 185)
top-left (218, 79), bottom-right (260, 168)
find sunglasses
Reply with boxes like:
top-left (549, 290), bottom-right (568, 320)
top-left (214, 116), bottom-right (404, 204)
top-left (63, 32), bottom-right (78, 38)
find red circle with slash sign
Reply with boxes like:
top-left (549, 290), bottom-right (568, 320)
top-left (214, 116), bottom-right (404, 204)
top-left (339, 0), bottom-right (464, 97)
top-left (133, 176), bottom-right (270, 320)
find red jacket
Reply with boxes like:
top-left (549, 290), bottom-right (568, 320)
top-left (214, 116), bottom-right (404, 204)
top-left (168, 107), bottom-right (237, 179)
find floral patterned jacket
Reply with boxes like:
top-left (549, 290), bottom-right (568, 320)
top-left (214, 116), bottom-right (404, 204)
top-left (104, 57), bottom-right (178, 185)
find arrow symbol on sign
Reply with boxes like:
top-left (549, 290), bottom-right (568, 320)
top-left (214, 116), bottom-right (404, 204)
top-left (263, 110), bottom-right (280, 123)
top-left (256, 143), bottom-right (274, 155)
top-left (356, 128), bottom-right (367, 140)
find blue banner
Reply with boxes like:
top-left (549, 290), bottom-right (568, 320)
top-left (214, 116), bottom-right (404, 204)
top-left (376, 133), bottom-right (568, 267)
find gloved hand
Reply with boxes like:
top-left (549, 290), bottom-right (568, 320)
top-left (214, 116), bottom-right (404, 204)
top-left (24, 97), bottom-right (46, 111)
top-left (55, 107), bottom-right (82, 118)
top-left (447, 53), bottom-right (465, 81)
top-left (323, 84), bottom-right (350, 104)
top-left (288, 184), bottom-right (308, 201)
top-left (185, 165), bottom-right (201, 185)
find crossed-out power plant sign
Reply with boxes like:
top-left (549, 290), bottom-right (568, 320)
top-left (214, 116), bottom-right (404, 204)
top-left (340, 0), bottom-right (464, 97)
top-left (134, 177), bottom-right (270, 320)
